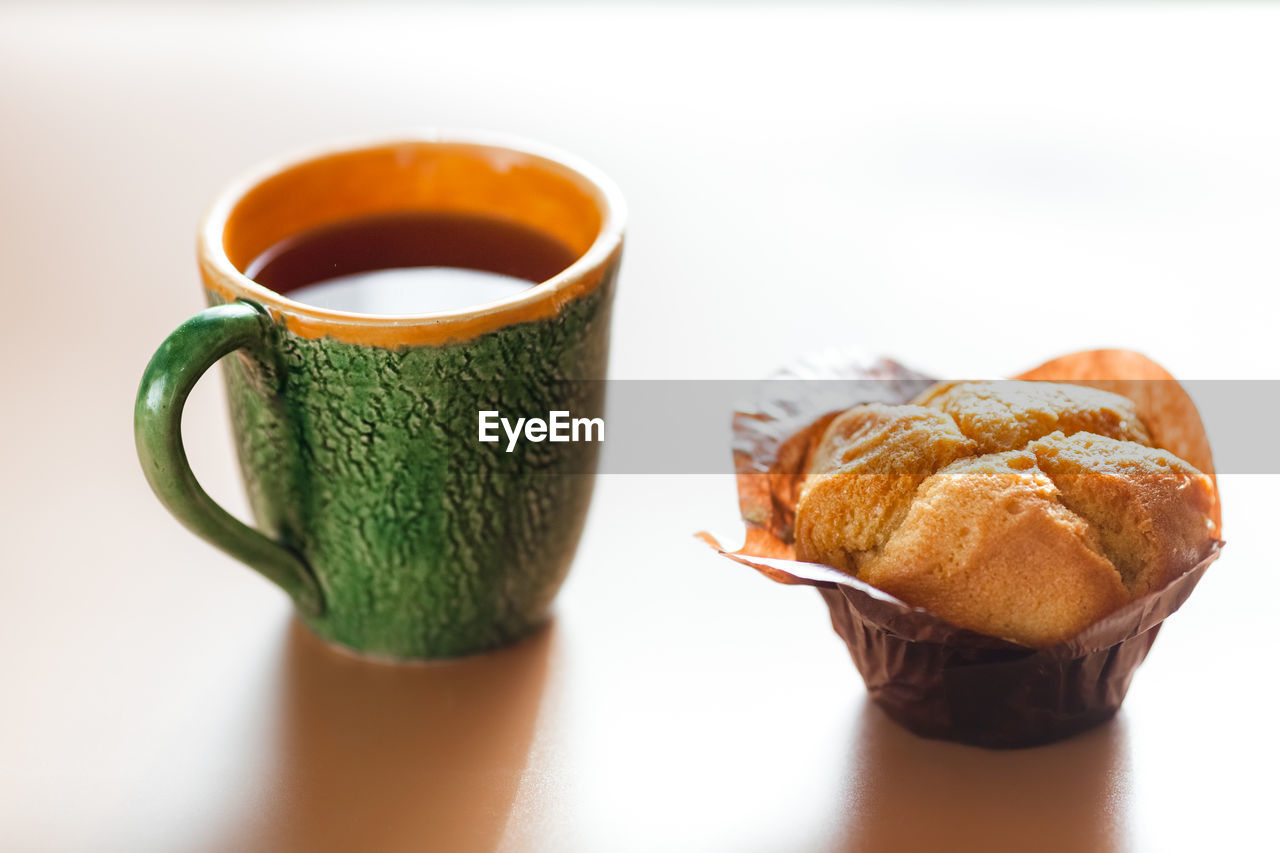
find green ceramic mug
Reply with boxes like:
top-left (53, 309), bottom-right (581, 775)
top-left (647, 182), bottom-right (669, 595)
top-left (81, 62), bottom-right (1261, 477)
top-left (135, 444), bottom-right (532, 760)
top-left (135, 134), bottom-right (624, 659)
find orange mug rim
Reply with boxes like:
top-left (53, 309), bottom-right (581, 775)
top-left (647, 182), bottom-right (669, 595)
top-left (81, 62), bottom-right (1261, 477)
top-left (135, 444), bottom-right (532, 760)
top-left (197, 131), bottom-right (625, 346)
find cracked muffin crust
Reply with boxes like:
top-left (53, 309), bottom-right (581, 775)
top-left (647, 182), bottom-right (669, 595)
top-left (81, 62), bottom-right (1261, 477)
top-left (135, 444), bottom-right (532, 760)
top-left (795, 382), bottom-right (1217, 647)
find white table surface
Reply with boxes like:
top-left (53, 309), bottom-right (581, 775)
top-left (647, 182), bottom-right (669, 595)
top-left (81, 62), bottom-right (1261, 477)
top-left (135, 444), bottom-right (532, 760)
top-left (1, 3), bottom-right (1277, 851)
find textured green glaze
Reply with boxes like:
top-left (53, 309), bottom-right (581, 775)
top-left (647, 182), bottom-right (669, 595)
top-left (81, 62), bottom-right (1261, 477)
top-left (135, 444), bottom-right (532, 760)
top-left (210, 272), bottom-right (614, 658)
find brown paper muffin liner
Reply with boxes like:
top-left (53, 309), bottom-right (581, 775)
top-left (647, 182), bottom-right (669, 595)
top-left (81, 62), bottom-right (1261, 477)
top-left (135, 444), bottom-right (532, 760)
top-left (703, 350), bottom-right (1223, 749)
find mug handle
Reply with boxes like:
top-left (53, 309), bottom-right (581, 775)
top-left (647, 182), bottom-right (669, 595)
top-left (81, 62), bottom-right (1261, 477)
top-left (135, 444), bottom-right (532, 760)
top-left (134, 300), bottom-right (324, 617)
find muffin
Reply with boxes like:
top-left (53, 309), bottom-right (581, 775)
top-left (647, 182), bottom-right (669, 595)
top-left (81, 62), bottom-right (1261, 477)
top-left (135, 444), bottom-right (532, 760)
top-left (795, 381), bottom-right (1218, 647)
top-left (707, 351), bottom-right (1224, 746)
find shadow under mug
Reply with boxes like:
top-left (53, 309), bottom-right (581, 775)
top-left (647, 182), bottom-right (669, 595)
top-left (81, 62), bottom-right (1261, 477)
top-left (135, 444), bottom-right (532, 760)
top-left (135, 134), bottom-right (625, 659)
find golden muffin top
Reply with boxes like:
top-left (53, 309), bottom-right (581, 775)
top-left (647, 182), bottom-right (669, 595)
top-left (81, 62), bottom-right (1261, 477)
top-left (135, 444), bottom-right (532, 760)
top-left (794, 381), bottom-right (1217, 647)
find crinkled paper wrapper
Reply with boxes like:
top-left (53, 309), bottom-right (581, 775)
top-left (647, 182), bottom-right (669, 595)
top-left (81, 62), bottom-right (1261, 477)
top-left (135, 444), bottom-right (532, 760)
top-left (703, 349), bottom-right (1223, 749)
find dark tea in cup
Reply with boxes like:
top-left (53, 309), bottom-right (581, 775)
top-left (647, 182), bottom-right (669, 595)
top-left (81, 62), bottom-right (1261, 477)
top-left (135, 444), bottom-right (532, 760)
top-left (244, 211), bottom-right (579, 314)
